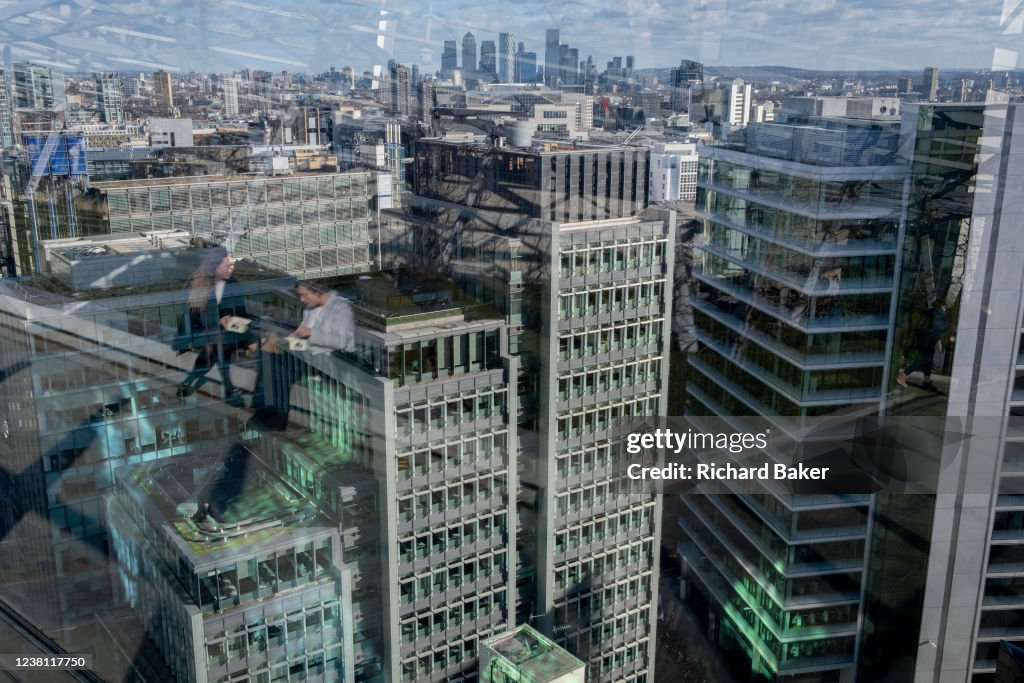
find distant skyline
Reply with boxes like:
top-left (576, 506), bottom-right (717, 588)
top-left (1, 0), bottom-right (1012, 76)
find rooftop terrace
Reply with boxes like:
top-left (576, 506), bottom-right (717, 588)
top-left (125, 446), bottom-right (331, 564)
top-left (481, 625), bottom-right (585, 683)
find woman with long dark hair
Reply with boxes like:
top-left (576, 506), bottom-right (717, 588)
top-left (174, 247), bottom-right (254, 406)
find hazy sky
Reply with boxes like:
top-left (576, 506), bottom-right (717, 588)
top-left (0, 0), bottom-right (1015, 75)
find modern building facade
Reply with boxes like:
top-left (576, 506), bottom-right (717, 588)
top-left (441, 41), bottom-right (458, 73)
top-left (682, 114), bottom-right (908, 682)
top-left (12, 62), bottom-right (66, 111)
top-left (95, 73), bottom-right (124, 125)
top-left (498, 33), bottom-right (516, 84)
top-left (222, 77), bottom-right (239, 117)
top-left (650, 142), bottom-right (700, 202)
top-left (153, 70), bottom-right (174, 110)
top-left (84, 171), bottom-right (374, 279)
top-left (398, 135), bottom-right (672, 682)
top-left (680, 99), bottom-right (1024, 683)
top-left (108, 448), bottom-right (352, 683)
top-left (545, 29), bottom-right (560, 88)
top-left (923, 67), bottom-right (940, 102)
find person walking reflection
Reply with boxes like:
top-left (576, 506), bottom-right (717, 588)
top-left (174, 247), bottom-right (254, 406)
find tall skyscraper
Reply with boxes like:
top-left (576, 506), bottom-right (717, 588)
top-left (923, 66), bottom-right (940, 101)
top-left (670, 59), bottom-right (704, 112)
top-left (389, 63), bottom-right (411, 116)
top-left (152, 70), bottom-right (174, 110)
top-left (545, 28), bottom-right (560, 88)
top-left (442, 40), bottom-right (458, 72)
top-left (498, 33), bottom-right (516, 83)
top-left (515, 49), bottom-right (537, 84)
top-left (565, 47), bottom-right (579, 86)
top-left (405, 137), bottom-right (666, 683)
top-left (222, 76), bottom-right (239, 116)
top-left (682, 106), bottom-right (908, 683)
top-left (479, 40), bottom-right (497, 77)
top-left (462, 32), bottom-right (477, 76)
top-left (94, 72), bottom-right (124, 125)
top-left (726, 77), bottom-right (752, 131)
top-left (678, 98), bottom-right (1024, 683)
top-left (0, 70), bottom-right (13, 148)
top-left (12, 62), bottom-right (66, 111)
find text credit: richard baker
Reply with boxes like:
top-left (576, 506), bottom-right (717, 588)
top-left (625, 428), bottom-right (830, 481)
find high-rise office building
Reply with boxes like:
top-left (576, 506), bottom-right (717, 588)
top-left (108, 447), bottom-right (351, 682)
top-left (462, 32), bottom-right (477, 77)
top-left (498, 33), bottom-right (516, 83)
top-left (442, 40), bottom-right (458, 72)
top-left (153, 70), bottom-right (174, 110)
top-left (94, 73), bottom-right (124, 125)
top-left (480, 41), bottom-right (497, 77)
top-left (679, 99), bottom-right (1024, 683)
top-left (515, 49), bottom-right (537, 84)
top-left (923, 66), bottom-right (940, 101)
top-left (682, 113), bottom-right (907, 682)
top-left (222, 76), bottom-right (239, 116)
top-left (0, 71), bottom-right (13, 148)
top-left (670, 60), bottom-right (704, 112)
top-left (545, 29), bottom-right (560, 88)
top-left (726, 78), bottom-right (753, 132)
top-left (389, 64), bottom-right (412, 116)
top-left (883, 102), bottom-right (1024, 683)
top-left (650, 142), bottom-right (700, 202)
top-left (12, 62), bottom-right (66, 111)
top-left (403, 136), bottom-right (668, 682)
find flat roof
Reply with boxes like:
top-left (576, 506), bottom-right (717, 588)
top-left (92, 169), bottom-right (368, 190)
top-left (483, 626), bottom-right (585, 682)
top-left (122, 446), bottom-right (333, 567)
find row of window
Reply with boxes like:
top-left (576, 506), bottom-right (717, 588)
top-left (395, 389), bottom-right (508, 437)
top-left (210, 646), bottom-right (343, 683)
top-left (399, 550), bottom-right (505, 603)
top-left (555, 505), bottom-right (653, 554)
top-left (554, 574), bottom-right (652, 627)
top-left (109, 203), bottom-right (370, 235)
top-left (705, 223), bottom-right (896, 288)
top-left (398, 588), bottom-right (505, 644)
top-left (384, 329), bottom-right (502, 387)
top-left (399, 622), bottom-right (504, 682)
top-left (590, 642), bottom-right (647, 679)
top-left (398, 513), bottom-right (506, 564)
top-left (558, 238), bottom-right (667, 278)
top-left (555, 478), bottom-right (649, 517)
top-left (250, 245), bottom-right (371, 275)
top-left (554, 540), bottom-right (653, 591)
top-left (693, 309), bottom-right (887, 367)
top-left (555, 442), bottom-right (618, 479)
top-left (701, 159), bottom-right (903, 207)
top-left (205, 601), bottom-right (341, 666)
top-left (695, 266), bottom-right (892, 329)
top-left (235, 221), bottom-right (370, 251)
top-left (558, 319), bottom-right (664, 360)
top-left (396, 431), bottom-right (507, 479)
top-left (396, 475), bottom-right (507, 522)
top-left (557, 280), bottom-right (666, 318)
top-left (555, 395), bottom-right (661, 440)
top-left (558, 358), bottom-right (662, 400)
top-left (697, 189), bottom-right (898, 250)
top-left (699, 323), bottom-right (885, 399)
top-left (106, 176), bottom-right (368, 216)
top-left (197, 542), bottom-right (333, 613)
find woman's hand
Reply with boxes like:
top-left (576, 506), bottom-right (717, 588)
top-left (290, 326), bottom-right (313, 339)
